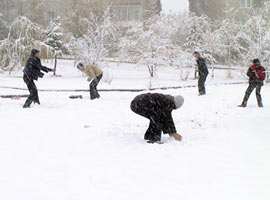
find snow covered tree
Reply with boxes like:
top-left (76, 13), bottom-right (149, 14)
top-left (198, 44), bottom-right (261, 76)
top-left (45, 17), bottom-right (67, 55)
top-left (45, 17), bottom-right (68, 75)
top-left (70, 7), bottom-right (119, 65)
top-left (184, 14), bottom-right (214, 60)
top-left (144, 0), bottom-right (162, 19)
top-left (23, 0), bottom-right (45, 25)
top-left (119, 14), bottom-right (179, 77)
top-left (0, 17), bottom-right (53, 72)
top-left (236, 14), bottom-right (270, 67)
top-left (0, 13), bottom-right (9, 40)
top-left (62, 0), bottom-right (95, 38)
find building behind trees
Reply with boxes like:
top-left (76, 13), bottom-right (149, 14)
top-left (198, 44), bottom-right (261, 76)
top-left (189, 0), bottom-right (270, 20)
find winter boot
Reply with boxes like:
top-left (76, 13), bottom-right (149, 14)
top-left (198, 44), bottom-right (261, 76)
top-left (238, 104), bottom-right (246, 108)
top-left (23, 101), bottom-right (32, 108)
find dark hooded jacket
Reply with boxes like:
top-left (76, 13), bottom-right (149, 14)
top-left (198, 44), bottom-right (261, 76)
top-left (196, 57), bottom-right (209, 76)
top-left (23, 55), bottom-right (52, 80)
top-left (131, 93), bottom-right (177, 134)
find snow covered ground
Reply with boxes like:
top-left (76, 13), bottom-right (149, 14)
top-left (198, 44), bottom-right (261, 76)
top-left (0, 60), bottom-right (269, 200)
top-left (0, 59), bottom-right (247, 91)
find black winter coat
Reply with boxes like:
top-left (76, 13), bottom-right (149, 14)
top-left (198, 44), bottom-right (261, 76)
top-left (196, 57), bottom-right (209, 76)
top-left (23, 55), bottom-right (52, 80)
top-left (131, 93), bottom-right (177, 134)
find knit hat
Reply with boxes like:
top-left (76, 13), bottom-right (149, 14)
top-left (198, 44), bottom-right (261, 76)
top-left (31, 49), bottom-right (40, 56)
top-left (77, 63), bottom-right (84, 68)
top-left (174, 95), bottom-right (184, 109)
top-left (253, 59), bottom-right (260, 65)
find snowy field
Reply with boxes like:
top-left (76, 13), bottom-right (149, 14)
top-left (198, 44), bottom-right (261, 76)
top-left (0, 60), bottom-right (269, 200)
top-left (0, 59), bottom-right (247, 91)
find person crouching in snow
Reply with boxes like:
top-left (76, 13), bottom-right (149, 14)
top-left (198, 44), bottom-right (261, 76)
top-left (131, 93), bottom-right (184, 143)
top-left (239, 59), bottom-right (266, 108)
top-left (23, 49), bottom-right (55, 108)
top-left (77, 63), bottom-right (103, 100)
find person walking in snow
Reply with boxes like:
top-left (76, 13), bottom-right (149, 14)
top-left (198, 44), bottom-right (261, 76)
top-left (23, 49), bottom-right (55, 108)
top-left (130, 93), bottom-right (184, 143)
top-left (77, 63), bottom-right (103, 100)
top-left (194, 51), bottom-right (209, 95)
top-left (239, 59), bottom-right (266, 108)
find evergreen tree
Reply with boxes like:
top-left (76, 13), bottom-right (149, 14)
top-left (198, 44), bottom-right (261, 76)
top-left (45, 17), bottom-right (68, 56)
top-left (45, 17), bottom-right (68, 75)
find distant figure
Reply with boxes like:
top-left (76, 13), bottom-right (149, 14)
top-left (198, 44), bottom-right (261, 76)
top-left (23, 49), bottom-right (55, 108)
top-left (131, 93), bottom-right (184, 143)
top-left (239, 59), bottom-right (266, 108)
top-left (77, 63), bottom-right (103, 100)
top-left (194, 51), bottom-right (209, 95)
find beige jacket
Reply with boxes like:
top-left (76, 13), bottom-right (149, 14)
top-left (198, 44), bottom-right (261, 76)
top-left (83, 64), bottom-right (103, 82)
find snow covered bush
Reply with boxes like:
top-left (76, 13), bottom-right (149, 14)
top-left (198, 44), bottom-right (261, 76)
top-left (0, 17), bottom-right (53, 72)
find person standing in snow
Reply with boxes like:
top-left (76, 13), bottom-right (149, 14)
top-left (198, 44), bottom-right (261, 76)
top-left (77, 63), bottom-right (103, 100)
top-left (194, 51), bottom-right (209, 95)
top-left (23, 49), bottom-right (55, 108)
top-left (130, 93), bottom-right (184, 143)
top-left (239, 59), bottom-right (266, 108)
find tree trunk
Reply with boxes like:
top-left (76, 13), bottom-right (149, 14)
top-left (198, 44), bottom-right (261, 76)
top-left (147, 65), bottom-right (154, 77)
top-left (54, 54), bottom-right (57, 76)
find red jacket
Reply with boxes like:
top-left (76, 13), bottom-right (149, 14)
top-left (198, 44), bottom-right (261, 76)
top-left (248, 64), bottom-right (266, 81)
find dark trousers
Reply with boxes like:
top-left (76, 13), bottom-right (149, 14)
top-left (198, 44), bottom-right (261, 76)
top-left (198, 74), bottom-right (208, 95)
top-left (242, 83), bottom-right (263, 107)
top-left (130, 101), bottom-right (162, 142)
top-left (23, 75), bottom-right (39, 107)
top-left (90, 73), bottom-right (103, 100)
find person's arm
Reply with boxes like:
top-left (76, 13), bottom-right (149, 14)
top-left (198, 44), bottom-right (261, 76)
top-left (36, 59), bottom-right (55, 73)
top-left (40, 66), bottom-right (55, 73)
top-left (85, 67), bottom-right (95, 82)
top-left (247, 67), bottom-right (254, 78)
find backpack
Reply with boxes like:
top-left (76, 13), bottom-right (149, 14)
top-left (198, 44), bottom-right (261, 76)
top-left (255, 65), bottom-right (266, 81)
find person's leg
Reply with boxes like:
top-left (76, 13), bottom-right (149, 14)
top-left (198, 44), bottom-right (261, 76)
top-left (203, 74), bottom-right (208, 94)
top-left (241, 84), bottom-right (255, 107)
top-left (198, 75), bottom-right (206, 95)
top-left (32, 82), bottom-right (39, 104)
top-left (256, 84), bottom-right (263, 107)
top-left (90, 79), bottom-right (97, 100)
top-left (95, 74), bottom-right (103, 98)
top-left (131, 99), bottom-right (161, 141)
top-left (144, 119), bottom-right (162, 142)
top-left (23, 75), bottom-right (37, 108)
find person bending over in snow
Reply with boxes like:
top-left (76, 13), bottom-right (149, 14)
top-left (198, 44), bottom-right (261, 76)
top-left (23, 49), bottom-right (55, 108)
top-left (131, 93), bottom-right (184, 143)
top-left (194, 51), bottom-right (209, 96)
top-left (77, 63), bottom-right (103, 100)
top-left (239, 59), bottom-right (266, 108)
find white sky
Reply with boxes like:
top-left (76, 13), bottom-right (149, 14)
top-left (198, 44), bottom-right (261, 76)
top-left (161, 0), bottom-right (189, 13)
